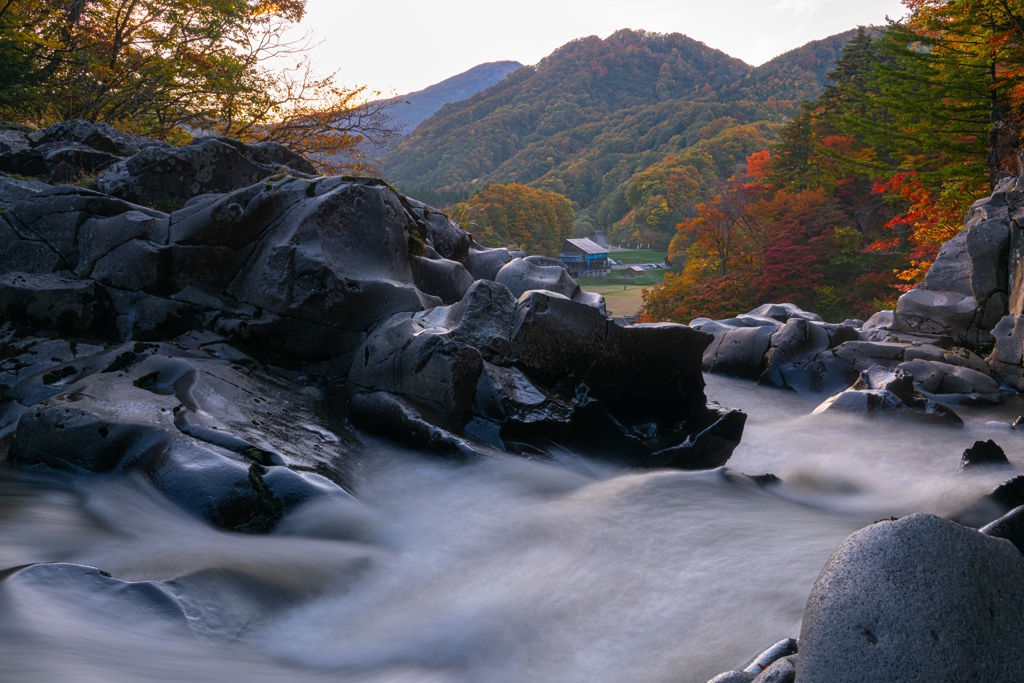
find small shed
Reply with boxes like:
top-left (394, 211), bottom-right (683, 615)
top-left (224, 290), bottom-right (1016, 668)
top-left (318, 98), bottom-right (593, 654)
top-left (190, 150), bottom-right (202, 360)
top-left (625, 265), bottom-right (645, 278)
top-left (558, 238), bottom-right (610, 278)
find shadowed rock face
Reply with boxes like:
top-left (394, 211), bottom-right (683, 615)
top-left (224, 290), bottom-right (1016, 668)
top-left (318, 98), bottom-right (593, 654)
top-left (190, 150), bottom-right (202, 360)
top-left (0, 122), bottom-right (745, 522)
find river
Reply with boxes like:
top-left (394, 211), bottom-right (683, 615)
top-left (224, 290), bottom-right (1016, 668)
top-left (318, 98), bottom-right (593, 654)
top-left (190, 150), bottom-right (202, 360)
top-left (0, 375), bottom-right (1020, 683)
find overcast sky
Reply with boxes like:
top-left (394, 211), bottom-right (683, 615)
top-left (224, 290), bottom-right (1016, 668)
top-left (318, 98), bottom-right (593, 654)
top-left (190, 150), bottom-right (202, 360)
top-left (300, 0), bottom-right (908, 96)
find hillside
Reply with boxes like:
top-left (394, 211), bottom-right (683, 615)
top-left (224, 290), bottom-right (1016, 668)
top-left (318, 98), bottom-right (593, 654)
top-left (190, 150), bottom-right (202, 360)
top-left (383, 29), bottom-right (856, 248)
top-left (393, 60), bottom-right (524, 134)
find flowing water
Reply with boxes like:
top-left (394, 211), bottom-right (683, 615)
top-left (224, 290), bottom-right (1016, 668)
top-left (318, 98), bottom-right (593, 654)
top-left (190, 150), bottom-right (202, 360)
top-left (1, 375), bottom-right (1022, 683)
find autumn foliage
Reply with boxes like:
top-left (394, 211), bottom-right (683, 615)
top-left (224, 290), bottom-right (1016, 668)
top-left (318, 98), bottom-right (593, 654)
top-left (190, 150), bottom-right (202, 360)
top-left (0, 0), bottom-right (401, 173)
top-left (644, 0), bottom-right (1023, 324)
top-left (454, 184), bottom-right (575, 257)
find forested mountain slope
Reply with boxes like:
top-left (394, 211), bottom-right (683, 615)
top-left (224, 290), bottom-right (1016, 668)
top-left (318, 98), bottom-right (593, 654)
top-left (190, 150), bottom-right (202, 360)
top-left (384, 29), bottom-right (855, 247)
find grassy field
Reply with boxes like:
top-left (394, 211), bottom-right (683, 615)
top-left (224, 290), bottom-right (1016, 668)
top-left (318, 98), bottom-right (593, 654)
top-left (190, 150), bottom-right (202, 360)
top-left (608, 248), bottom-right (668, 265)
top-left (579, 283), bottom-right (649, 317)
top-left (575, 249), bottom-right (668, 316)
top-left (578, 271), bottom-right (661, 287)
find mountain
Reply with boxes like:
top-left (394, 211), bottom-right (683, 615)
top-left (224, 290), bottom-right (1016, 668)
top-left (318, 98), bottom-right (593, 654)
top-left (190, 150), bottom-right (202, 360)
top-left (720, 30), bottom-right (856, 104)
top-left (392, 60), bottom-right (524, 134)
top-left (381, 29), bottom-right (858, 248)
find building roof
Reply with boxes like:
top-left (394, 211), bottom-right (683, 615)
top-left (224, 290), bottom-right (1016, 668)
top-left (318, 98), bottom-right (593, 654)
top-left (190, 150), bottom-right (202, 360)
top-left (563, 238), bottom-right (608, 255)
top-left (627, 265), bottom-right (645, 273)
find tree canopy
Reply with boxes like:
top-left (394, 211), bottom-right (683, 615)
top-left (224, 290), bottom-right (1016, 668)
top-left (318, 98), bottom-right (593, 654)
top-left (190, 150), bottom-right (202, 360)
top-left (0, 0), bottom-right (400, 171)
top-left (455, 184), bottom-right (575, 257)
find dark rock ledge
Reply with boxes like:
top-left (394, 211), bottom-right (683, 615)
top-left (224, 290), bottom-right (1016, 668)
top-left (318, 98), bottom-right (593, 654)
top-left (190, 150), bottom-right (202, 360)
top-left (0, 120), bottom-right (746, 535)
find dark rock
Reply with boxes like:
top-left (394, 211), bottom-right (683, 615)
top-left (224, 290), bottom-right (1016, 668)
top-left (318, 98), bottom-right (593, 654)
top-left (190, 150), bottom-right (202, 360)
top-left (981, 505), bottom-right (1024, 555)
top-left (924, 231), bottom-right (972, 295)
top-left (650, 406), bottom-right (746, 470)
top-left (798, 514), bottom-right (1024, 683)
top-left (741, 638), bottom-right (798, 674)
top-left (347, 390), bottom-right (479, 460)
top-left (813, 366), bottom-right (964, 427)
top-left (510, 292), bottom-right (709, 418)
top-left (952, 475), bottom-right (1024, 528)
top-left (410, 253), bottom-right (475, 305)
top-left (403, 197), bottom-right (472, 261)
top-left (461, 245), bottom-right (518, 281)
top-left (495, 256), bottom-right (580, 299)
top-left (34, 119), bottom-right (167, 157)
top-left (747, 303), bottom-right (822, 322)
top-left (987, 313), bottom-right (1024, 390)
top-left (703, 323), bottom-right (777, 379)
top-left (5, 341), bottom-right (355, 531)
top-left (96, 137), bottom-right (316, 207)
top-left (750, 656), bottom-right (796, 683)
top-left (898, 359), bottom-right (1001, 406)
top-left (706, 672), bottom-right (756, 683)
top-left (895, 287), bottom-right (980, 345)
top-left (35, 142), bottom-right (123, 182)
top-left (0, 272), bottom-right (114, 337)
top-left (960, 439), bottom-right (1009, 469)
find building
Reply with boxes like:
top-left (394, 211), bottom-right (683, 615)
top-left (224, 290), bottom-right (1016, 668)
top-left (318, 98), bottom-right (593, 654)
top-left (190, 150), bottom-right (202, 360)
top-left (625, 265), bottom-right (645, 278)
top-left (558, 238), bottom-right (610, 278)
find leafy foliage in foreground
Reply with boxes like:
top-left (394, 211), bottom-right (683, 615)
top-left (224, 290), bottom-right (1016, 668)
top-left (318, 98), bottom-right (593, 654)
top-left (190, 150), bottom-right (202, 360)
top-left (0, 0), bottom-right (401, 173)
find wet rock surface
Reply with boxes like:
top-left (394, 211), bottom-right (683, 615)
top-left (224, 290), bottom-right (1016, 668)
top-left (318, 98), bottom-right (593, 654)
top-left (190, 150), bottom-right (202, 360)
top-left (1, 334), bottom-right (356, 531)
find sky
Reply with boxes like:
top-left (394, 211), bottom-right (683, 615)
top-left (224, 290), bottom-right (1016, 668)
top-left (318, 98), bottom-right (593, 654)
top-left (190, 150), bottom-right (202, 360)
top-left (298, 0), bottom-right (908, 96)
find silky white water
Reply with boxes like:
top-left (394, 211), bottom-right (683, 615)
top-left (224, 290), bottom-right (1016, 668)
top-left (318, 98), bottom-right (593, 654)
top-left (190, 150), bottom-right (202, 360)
top-left (0, 375), bottom-right (1020, 683)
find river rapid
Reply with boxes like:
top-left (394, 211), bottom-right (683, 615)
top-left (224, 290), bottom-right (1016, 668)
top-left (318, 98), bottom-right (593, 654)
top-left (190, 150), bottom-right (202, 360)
top-left (0, 375), bottom-right (1020, 683)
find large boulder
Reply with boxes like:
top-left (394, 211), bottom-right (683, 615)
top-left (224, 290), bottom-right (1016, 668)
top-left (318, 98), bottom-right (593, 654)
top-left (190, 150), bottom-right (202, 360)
top-left (495, 256), bottom-right (580, 299)
top-left (96, 136), bottom-right (317, 206)
top-left (897, 358), bottom-right (1001, 405)
top-left (893, 177), bottom-right (1024, 350)
top-left (987, 313), bottom-right (1024, 390)
top-left (0, 272), bottom-right (114, 337)
top-left (798, 514), bottom-right (1024, 682)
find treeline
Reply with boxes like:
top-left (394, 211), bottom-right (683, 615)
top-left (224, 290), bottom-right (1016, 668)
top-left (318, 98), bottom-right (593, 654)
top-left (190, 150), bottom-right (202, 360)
top-left (0, 0), bottom-right (400, 173)
top-left (643, 1), bottom-right (1024, 323)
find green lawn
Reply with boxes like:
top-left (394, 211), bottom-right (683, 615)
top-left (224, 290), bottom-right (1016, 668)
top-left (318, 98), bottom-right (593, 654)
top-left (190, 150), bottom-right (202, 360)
top-left (607, 248), bottom-right (668, 265)
top-left (579, 284), bottom-right (648, 317)
top-left (578, 271), bottom-right (662, 287)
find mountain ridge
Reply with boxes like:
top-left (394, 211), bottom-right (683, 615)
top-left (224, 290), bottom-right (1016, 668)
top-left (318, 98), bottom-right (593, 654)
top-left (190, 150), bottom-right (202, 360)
top-left (381, 28), bottom-right (858, 247)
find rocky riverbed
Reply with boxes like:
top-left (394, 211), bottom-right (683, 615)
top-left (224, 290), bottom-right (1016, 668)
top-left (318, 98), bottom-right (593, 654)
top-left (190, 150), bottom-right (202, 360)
top-left (2, 120), bottom-right (1024, 682)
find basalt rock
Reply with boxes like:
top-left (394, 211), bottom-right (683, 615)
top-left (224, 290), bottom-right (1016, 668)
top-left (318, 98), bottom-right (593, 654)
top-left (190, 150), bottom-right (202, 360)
top-left (960, 439), bottom-right (1009, 469)
top-left (0, 120), bottom-right (168, 181)
top-left (0, 122), bottom-right (741, 483)
top-left (3, 337), bottom-right (356, 532)
top-left (349, 284), bottom-right (742, 468)
top-left (812, 366), bottom-right (964, 426)
top-left (96, 136), bottom-right (317, 207)
top-left (798, 514), bottom-right (1024, 682)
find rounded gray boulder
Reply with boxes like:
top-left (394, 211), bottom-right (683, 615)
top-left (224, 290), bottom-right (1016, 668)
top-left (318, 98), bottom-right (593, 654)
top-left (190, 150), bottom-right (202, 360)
top-left (799, 513), bottom-right (1024, 682)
